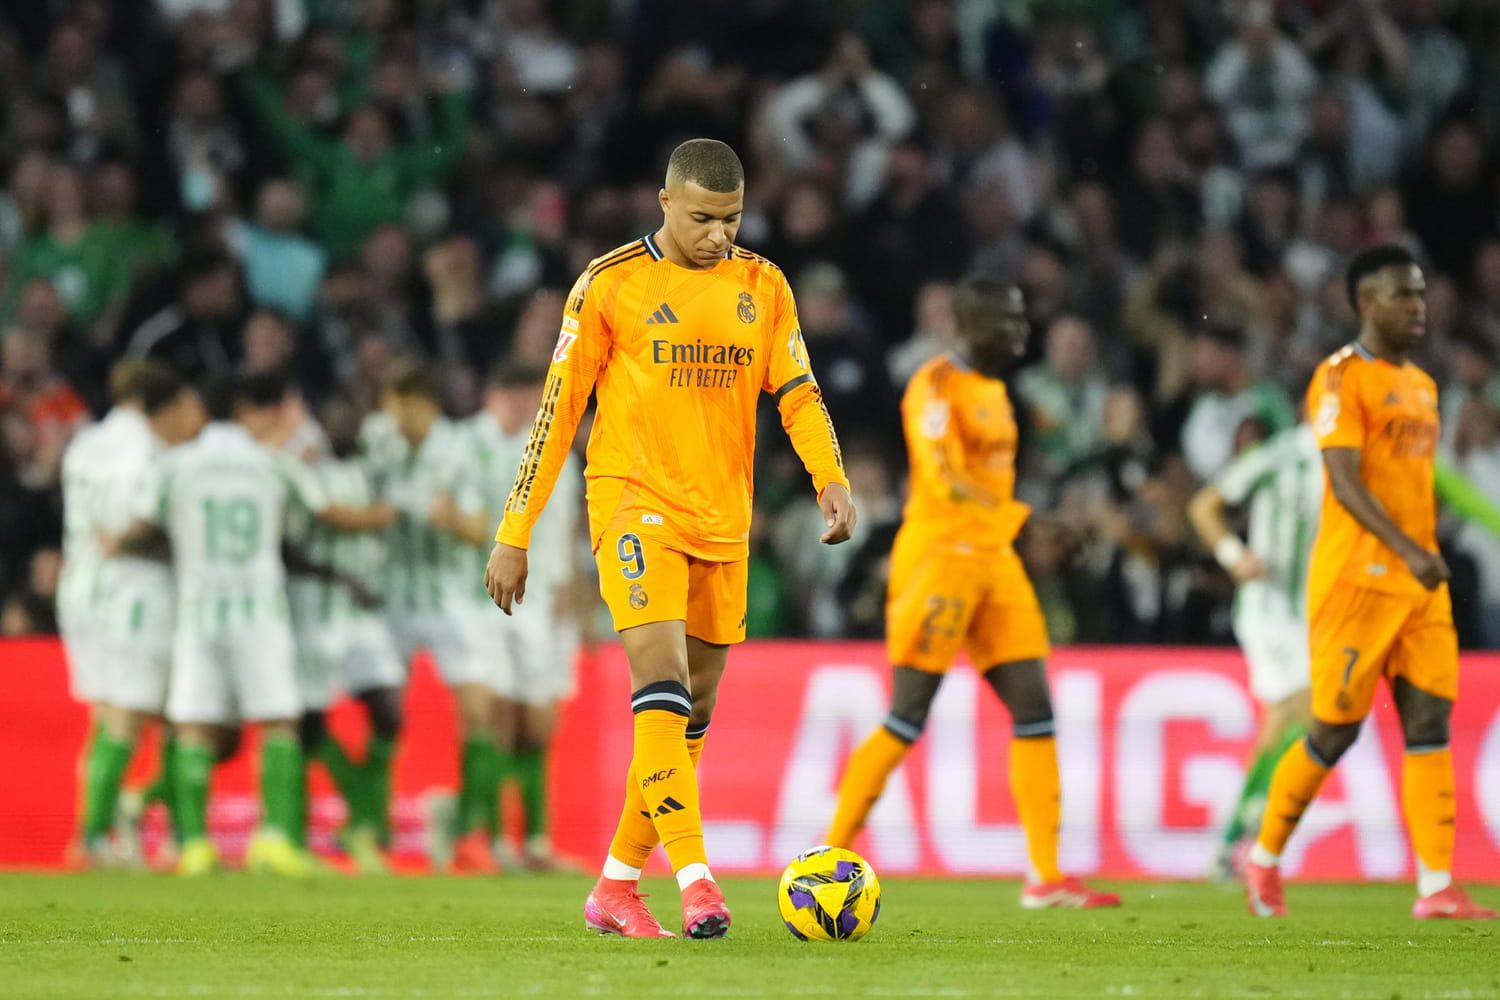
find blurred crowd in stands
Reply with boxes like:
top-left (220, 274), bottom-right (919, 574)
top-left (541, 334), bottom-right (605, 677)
top-left (3, 0), bottom-right (1500, 647)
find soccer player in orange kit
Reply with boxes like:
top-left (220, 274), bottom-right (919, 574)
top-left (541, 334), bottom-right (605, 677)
top-left (1244, 243), bottom-right (1495, 920)
top-left (824, 275), bottom-right (1120, 910)
top-left (485, 139), bottom-right (855, 939)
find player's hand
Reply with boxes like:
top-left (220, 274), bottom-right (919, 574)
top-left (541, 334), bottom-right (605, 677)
top-left (429, 494), bottom-right (456, 530)
top-left (819, 483), bottom-right (857, 545)
top-left (367, 501), bottom-right (397, 529)
top-left (1230, 551), bottom-right (1270, 584)
top-left (345, 577), bottom-right (384, 611)
top-left (486, 542), bottom-right (528, 615)
top-left (1402, 546), bottom-right (1451, 591)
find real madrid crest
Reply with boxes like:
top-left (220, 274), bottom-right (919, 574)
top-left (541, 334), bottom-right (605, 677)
top-left (629, 582), bottom-right (649, 610)
top-left (737, 291), bottom-right (756, 324)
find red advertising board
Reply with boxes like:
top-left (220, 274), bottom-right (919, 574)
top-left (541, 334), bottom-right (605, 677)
top-left (3, 640), bottom-right (1499, 880)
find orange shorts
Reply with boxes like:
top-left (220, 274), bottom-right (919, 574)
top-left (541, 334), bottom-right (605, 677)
top-left (1308, 583), bottom-right (1457, 725)
top-left (886, 533), bottom-right (1050, 673)
top-left (594, 528), bottom-right (746, 645)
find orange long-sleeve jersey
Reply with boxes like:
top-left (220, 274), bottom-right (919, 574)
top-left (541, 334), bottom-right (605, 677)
top-left (496, 235), bottom-right (848, 561)
top-left (1305, 341), bottom-right (1441, 610)
top-left (897, 355), bottom-right (1031, 550)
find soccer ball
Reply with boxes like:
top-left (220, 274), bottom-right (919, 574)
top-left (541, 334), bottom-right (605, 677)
top-left (777, 846), bottom-right (881, 942)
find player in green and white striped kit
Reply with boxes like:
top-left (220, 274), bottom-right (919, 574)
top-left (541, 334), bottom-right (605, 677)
top-left (435, 361), bottom-right (584, 870)
top-left (285, 396), bottom-right (405, 872)
top-left (369, 362), bottom-right (495, 871)
top-left (1190, 419), bottom-right (1322, 880)
top-left (61, 361), bottom-right (203, 866)
top-left (122, 373), bottom-right (390, 877)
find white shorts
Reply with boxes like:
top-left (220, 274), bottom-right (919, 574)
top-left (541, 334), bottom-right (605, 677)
top-left (468, 606), bottom-right (577, 706)
top-left (295, 616), bottom-right (406, 710)
top-left (390, 611), bottom-right (481, 687)
top-left (1233, 584), bottom-right (1312, 705)
top-left (106, 633), bottom-right (174, 714)
top-left (61, 627), bottom-right (110, 705)
top-left (167, 626), bottom-right (299, 724)
top-left (101, 586), bottom-right (175, 714)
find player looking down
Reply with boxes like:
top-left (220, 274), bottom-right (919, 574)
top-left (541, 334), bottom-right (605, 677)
top-left (486, 138), bottom-right (854, 938)
top-left (823, 275), bottom-right (1120, 910)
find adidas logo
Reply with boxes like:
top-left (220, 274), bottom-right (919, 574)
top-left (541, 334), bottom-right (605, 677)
top-left (645, 303), bottom-right (680, 325)
top-left (654, 796), bottom-right (686, 817)
top-left (1384, 392), bottom-right (1400, 406)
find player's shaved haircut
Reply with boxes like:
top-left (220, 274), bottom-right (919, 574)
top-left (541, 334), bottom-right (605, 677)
top-left (383, 359), bottom-right (443, 402)
top-left (665, 138), bottom-right (744, 193)
top-left (1345, 243), bottom-right (1418, 309)
top-left (952, 274), bottom-right (1015, 332)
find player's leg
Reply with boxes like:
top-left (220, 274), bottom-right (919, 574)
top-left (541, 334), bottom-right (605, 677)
top-left (1247, 588), bottom-right (1402, 915)
top-left (342, 618), bottom-right (405, 850)
top-left (490, 694), bottom-right (522, 867)
top-left (826, 666), bottom-right (942, 847)
top-left (604, 636), bottom-right (727, 878)
top-left (584, 534), bottom-right (694, 938)
top-left (165, 632), bottom-right (230, 875)
top-left (828, 535), bottom-right (968, 848)
top-left (236, 627), bottom-right (314, 876)
top-left (450, 681), bottom-right (501, 871)
top-left (515, 700), bottom-right (560, 869)
top-left (981, 656), bottom-right (1121, 909)
top-left (1390, 595), bottom-right (1494, 919)
top-left (355, 685), bottom-right (402, 846)
top-left (1213, 689), bottom-right (1309, 877)
top-left (295, 640), bottom-right (353, 850)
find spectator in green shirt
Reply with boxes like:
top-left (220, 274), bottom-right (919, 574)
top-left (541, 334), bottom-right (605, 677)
top-left (5, 164), bottom-right (131, 331)
top-left (241, 68), bottom-right (471, 260)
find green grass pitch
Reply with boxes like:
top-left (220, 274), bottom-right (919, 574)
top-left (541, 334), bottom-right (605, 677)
top-left (1, 874), bottom-right (1496, 999)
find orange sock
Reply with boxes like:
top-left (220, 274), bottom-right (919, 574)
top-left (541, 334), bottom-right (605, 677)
top-left (825, 725), bottom-right (911, 848)
top-left (1402, 746), bottom-right (1455, 877)
top-left (1255, 738), bottom-right (1331, 858)
top-left (1010, 733), bottom-right (1063, 884)
top-left (627, 687), bottom-right (705, 873)
top-left (608, 731), bottom-right (708, 870)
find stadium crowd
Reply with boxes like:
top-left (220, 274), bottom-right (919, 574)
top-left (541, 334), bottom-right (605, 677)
top-left (2, 0), bottom-right (1500, 648)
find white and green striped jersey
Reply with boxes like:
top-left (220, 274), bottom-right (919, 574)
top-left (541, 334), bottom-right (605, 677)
top-left (285, 456), bottom-right (385, 628)
top-left (59, 408), bottom-right (172, 635)
top-left (361, 413), bottom-right (471, 616)
top-left (457, 412), bottom-right (581, 603)
top-left (1182, 380), bottom-right (1297, 483)
top-left (140, 422), bottom-right (328, 635)
top-left (1215, 423), bottom-right (1324, 619)
top-left (58, 418), bottom-right (116, 629)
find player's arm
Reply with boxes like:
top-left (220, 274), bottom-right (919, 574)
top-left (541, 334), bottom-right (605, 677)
top-left (430, 493), bottom-right (493, 546)
top-left (1313, 361), bottom-right (1448, 590)
top-left (105, 522), bottom-right (171, 561)
top-left (488, 267), bottom-right (612, 612)
top-left (282, 543), bottom-right (381, 610)
top-left (1187, 439), bottom-right (1276, 583)
top-left (1323, 447), bottom-right (1448, 589)
top-left (765, 274), bottom-right (855, 544)
top-left (1435, 455), bottom-right (1500, 539)
top-left (275, 453), bottom-right (394, 531)
top-left (102, 453), bottom-right (172, 560)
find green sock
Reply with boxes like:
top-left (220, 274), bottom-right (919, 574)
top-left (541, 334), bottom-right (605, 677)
top-left (489, 747), bottom-right (515, 837)
top-left (456, 736), bottom-right (497, 836)
top-left (261, 737), bottom-right (305, 842)
top-left (1223, 724), bottom-right (1306, 846)
top-left (364, 735), bottom-right (396, 842)
top-left (514, 748), bottom-right (548, 840)
top-left (152, 738), bottom-right (183, 844)
top-left (317, 736), bottom-right (368, 830)
top-left (82, 733), bottom-right (134, 840)
top-left (174, 744), bottom-right (216, 842)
